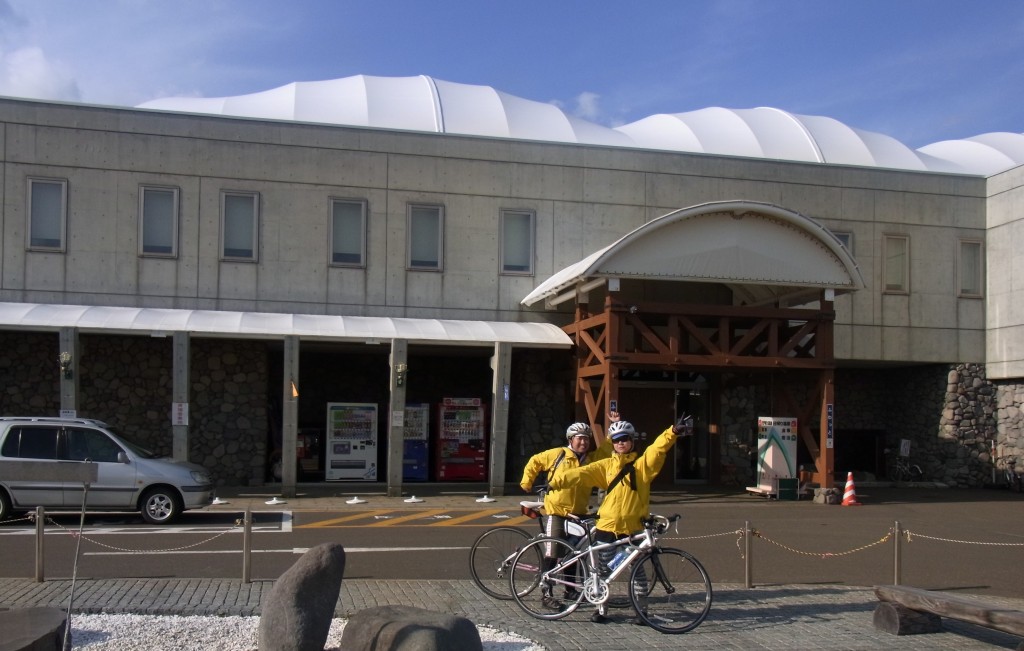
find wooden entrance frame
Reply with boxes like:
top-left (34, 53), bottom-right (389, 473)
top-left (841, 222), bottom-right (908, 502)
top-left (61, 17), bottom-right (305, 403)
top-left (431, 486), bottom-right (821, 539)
top-left (566, 291), bottom-right (837, 488)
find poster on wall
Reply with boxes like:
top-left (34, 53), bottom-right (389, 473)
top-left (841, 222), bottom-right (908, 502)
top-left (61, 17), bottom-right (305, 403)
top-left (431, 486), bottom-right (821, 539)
top-left (325, 402), bottom-right (378, 480)
top-left (746, 416), bottom-right (798, 497)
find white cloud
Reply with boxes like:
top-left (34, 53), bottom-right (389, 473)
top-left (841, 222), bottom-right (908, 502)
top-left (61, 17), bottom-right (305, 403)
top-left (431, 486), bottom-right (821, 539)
top-left (0, 46), bottom-right (80, 102)
top-left (572, 91), bottom-right (601, 121)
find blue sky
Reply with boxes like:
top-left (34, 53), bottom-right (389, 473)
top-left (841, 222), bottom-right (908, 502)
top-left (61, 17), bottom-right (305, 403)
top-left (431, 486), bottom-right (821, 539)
top-left (1, 0), bottom-right (1021, 149)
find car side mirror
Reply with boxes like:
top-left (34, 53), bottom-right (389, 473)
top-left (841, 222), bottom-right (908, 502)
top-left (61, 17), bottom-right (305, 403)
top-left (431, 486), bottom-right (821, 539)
top-left (118, 452), bottom-right (129, 464)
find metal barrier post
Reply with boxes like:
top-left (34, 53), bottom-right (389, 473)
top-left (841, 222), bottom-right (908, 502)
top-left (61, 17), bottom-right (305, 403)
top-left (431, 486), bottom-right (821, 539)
top-left (242, 508), bottom-right (252, 584)
top-left (35, 506), bottom-right (45, 582)
top-left (744, 520), bottom-right (753, 588)
top-left (893, 520), bottom-right (902, 585)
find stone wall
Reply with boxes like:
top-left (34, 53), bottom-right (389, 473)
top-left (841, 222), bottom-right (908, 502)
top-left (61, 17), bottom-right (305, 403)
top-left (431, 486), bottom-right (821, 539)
top-left (506, 349), bottom-right (575, 479)
top-left (0, 332), bottom-right (268, 486)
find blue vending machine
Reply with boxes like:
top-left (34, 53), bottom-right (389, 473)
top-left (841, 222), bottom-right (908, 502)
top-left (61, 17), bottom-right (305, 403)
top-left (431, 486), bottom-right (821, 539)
top-left (403, 403), bottom-right (430, 481)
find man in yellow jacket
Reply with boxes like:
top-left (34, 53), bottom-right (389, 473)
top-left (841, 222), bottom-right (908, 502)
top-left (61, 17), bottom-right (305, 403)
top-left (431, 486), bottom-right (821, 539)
top-left (519, 419), bottom-right (613, 608)
top-left (547, 416), bottom-right (693, 623)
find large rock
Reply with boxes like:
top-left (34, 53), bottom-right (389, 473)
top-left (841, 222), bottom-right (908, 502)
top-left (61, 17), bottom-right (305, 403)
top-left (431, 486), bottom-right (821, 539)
top-left (258, 542), bottom-right (346, 651)
top-left (0, 607), bottom-right (68, 651)
top-left (341, 605), bottom-right (482, 651)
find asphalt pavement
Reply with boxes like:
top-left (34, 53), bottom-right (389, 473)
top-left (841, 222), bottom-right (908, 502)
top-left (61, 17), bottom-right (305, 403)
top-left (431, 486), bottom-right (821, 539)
top-left (2, 483), bottom-right (1023, 650)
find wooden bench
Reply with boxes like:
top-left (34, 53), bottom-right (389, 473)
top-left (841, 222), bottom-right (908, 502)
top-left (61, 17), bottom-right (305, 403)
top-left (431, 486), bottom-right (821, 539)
top-left (874, 584), bottom-right (1024, 648)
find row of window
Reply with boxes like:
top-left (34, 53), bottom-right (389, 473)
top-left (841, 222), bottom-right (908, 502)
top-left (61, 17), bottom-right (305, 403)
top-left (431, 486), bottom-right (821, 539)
top-left (27, 178), bottom-right (537, 274)
top-left (27, 178), bottom-right (984, 295)
top-left (831, 232), bottom-right (983, 298)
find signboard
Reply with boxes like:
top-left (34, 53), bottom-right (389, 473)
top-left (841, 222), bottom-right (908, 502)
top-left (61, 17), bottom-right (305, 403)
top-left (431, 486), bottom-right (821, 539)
top-left (746, 416), bottom-right (798, 497)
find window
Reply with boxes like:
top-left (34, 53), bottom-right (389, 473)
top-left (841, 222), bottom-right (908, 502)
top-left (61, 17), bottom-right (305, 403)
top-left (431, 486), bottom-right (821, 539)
top-left (832, 231), bottom-right (853, 253)
top-left (139, 186), bottom-right (179, 257)
top-left (65, 428), bottom-right (123, 463)
top-left (407, 204), bottom-right (443, 270)
top-left (501, 210), bottom-right (534, 274)
top-left (330, 199), bottom-right (366, 267)
top-left (27, 178), bottom-right (67, 251)
top-left (1, 427), bottom-right (59, 459)
top-left (958, 239), bottom-right (984, 297)
top-left (221, 192), bottom-right (259, 261)
top-left (883, 234), bottom-right (909, 293)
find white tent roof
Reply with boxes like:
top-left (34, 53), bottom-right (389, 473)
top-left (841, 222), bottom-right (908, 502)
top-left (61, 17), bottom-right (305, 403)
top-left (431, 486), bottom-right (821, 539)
top-left (522, 200), bottom-right (865, 308)
top-left (0, 302), bottom-right (571, 348)
top-left (138, 75), bottom-right (1024, 176)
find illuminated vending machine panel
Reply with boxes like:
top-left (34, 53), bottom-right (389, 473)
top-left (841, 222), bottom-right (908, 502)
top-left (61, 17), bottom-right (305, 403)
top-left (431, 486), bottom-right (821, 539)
top-left (435, 397), bottom-right (488, 481)
top-left (325, 402), bottom-right (378, 480)
top-left (403, 403), bottom-right (430, 481)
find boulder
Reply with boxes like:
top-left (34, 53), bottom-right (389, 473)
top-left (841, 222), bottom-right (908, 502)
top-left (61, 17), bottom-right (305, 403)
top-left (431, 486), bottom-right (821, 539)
top-left (341, 605), bottom-right (482, 651)
top-left (258, 542), bottom-right (346, 651)
top-left (0, 607), bottom-right (68, 651)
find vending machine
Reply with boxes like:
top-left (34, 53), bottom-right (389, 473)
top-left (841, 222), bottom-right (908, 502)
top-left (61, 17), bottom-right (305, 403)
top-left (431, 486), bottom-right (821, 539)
top-left (402, 403), bottom-right (430, 481)
top-left (435, 397), bottom-right (488, 481)
top-left (325, 402), bottom-right (378, 480)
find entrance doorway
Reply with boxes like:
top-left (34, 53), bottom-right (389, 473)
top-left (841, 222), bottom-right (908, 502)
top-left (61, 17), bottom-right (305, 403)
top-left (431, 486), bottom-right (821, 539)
top-left (619, 382), bottom-right (711, 487)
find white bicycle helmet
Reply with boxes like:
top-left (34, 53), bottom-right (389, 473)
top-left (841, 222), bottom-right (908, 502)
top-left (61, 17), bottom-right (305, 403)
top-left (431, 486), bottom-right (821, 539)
top-left (565, 422), bottom-right (593, 441)
top-left (607, 420), bottom-right (636, 441)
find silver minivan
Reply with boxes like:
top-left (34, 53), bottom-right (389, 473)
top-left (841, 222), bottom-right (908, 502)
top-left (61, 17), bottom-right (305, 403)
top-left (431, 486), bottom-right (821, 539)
top-left (0, 417), bottom-right (213, 524)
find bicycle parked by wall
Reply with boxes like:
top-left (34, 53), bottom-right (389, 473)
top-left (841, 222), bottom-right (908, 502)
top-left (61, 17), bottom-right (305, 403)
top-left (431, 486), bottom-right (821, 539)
top-left (885, 448), bottom-right (923, 482)
top-left (996, 456), bottom-right (1022, 493)
top-left (468, 496), bottom-right (590, 600)
top-left (507, 513), bottom-right (712, 634)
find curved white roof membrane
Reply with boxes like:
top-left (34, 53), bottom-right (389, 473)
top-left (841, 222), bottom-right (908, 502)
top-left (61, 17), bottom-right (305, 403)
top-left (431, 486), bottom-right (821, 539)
top-left (138, 75), bottom-right (1024, 176)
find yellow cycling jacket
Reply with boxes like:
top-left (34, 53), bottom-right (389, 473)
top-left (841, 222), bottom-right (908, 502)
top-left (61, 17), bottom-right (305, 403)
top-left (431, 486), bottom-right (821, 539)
top-left (519, 441), bottom-right (612, 517)
top-left (548, 425), bottom-right (677, 535)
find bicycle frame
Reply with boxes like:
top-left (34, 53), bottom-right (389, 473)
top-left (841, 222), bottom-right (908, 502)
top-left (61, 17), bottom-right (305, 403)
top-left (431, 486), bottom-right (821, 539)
top-left (539, 514), bottom-right (677, 604)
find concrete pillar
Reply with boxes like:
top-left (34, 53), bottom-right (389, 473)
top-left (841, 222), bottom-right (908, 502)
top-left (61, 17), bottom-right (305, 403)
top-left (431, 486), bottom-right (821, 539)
top-left (489, 342), bottom-right (512, 496)
top-left (281, 336), bottom-right (300, 498)
top-left (387, 339), bottom-right (409, 497)
top-left (171, 332), bottom-right (190, 461)
top-left (58, 328), bottom-right (78, 416)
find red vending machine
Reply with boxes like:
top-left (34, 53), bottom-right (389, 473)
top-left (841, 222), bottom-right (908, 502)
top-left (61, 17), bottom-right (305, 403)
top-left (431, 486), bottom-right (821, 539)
top-left (435, 397), bottom-right (488, 481)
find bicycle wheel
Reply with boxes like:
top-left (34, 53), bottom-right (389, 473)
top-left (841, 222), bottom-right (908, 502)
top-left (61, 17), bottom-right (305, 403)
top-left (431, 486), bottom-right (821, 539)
top-left (469, 526), bottom-right (532, 600)
top-left (509, 537), bottom-right (587, 620)
top-left (908, 464), bottom-right (923, 482)
top-left (631, 547), bottom-right (712, 634)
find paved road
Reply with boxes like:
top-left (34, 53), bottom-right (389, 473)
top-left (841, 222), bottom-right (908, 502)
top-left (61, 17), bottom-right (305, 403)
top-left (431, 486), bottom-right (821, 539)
top-left (1, 484), bottom-right (1023, 649)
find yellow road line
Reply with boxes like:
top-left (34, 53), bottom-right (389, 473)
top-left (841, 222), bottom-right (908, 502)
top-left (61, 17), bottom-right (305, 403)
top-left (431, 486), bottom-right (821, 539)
top-left (297, 509), bottom-right (393, 528)
top-left (425, 508), bottom-right (509, 526)
top-left (365, 508), bottom-right (449, 526)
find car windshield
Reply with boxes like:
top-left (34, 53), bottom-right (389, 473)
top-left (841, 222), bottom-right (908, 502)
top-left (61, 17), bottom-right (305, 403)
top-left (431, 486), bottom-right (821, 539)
top-left (105, 427), bottom-right (160, 459)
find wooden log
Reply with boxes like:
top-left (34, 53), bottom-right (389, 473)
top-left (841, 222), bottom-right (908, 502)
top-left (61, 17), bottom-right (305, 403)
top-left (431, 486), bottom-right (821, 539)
top-left (875, 585), bottom-right (1024, 637)
top-left (873, 601), bottom-right (941, 635)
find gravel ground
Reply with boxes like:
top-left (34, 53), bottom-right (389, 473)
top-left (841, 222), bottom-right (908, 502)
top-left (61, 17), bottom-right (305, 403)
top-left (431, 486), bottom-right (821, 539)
top-left (69, 614), bottom-right (545, 650)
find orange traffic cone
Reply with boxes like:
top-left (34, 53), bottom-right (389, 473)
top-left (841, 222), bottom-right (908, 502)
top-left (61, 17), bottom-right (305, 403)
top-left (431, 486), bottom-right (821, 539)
top-left (841, 471), bottom-right (861, 506)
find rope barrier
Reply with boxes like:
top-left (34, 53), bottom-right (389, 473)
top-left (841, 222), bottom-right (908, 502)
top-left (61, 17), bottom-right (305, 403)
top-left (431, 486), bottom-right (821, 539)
top-left (752, 528), bottom-right (892, 558)
top-left (902, 529), bottom-right (1024, 547)
top-left (44, 516), bottom-right (243, 553)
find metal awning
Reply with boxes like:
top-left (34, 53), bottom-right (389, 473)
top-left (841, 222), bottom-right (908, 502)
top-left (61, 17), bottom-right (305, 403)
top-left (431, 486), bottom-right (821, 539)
top-left (0, 302), bottom-right (572, 348)
top-left (522, 200), bottom-right (865, 309)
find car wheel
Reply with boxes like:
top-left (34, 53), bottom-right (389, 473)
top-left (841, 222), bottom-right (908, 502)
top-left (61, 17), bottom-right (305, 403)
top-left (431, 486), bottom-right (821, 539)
top-left (0, 489), bottom-right (11, 522)
top-left (140, 487), bottom-right (183, 525)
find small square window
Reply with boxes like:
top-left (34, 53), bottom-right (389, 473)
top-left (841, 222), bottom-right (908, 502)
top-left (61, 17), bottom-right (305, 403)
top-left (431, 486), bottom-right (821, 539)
top-left (28, 178), bottom-right (67, 251)
top-left (501, 210), bottom-right (534, 275)
top-left (407, 204), bottom-right (443, 270)
top-left (139, 186), bottom-right (179, 257)
top-left (221, 192), bottom-right (259, 261)
top-left (958, 239), bottom-right (984, 298)
top-left (832, 231), bottom-right (853, 254)
top-left (883, 234), bottom-right (909, 293)
top-left (330, 199), bottom-right (367, 267)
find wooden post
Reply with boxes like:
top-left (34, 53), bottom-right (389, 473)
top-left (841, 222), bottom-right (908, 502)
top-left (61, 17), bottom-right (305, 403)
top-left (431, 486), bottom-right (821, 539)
top-left (242, 508), bottom-right (252, 584)
top-left (34, 506), bottom-right (44, 582)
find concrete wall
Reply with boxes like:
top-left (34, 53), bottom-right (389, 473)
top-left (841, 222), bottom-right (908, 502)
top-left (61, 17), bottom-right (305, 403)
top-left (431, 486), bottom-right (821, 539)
top-left (0, 98), bottom-right (988, 363)
top-left (985, 164), bottom-right (1024, 379)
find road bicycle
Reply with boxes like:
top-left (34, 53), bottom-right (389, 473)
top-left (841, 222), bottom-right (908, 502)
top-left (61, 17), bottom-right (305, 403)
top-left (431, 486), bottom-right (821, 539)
top-left (507, 513), bottom-right (712, 634)
top-left (886, 448), bottom-right (923, 483)
top-left (996, 456), bottom-right (1022, 493)
top-left (468, 498), bottom-right (589, 600)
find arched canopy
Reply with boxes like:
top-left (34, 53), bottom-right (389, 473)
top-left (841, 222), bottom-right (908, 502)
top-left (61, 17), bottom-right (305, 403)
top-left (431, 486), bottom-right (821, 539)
top-left (521, 200), bottom-right (865, 308)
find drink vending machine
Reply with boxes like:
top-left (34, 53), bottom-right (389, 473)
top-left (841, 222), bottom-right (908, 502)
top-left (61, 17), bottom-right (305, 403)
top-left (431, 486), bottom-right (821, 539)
top-left (325, 402), bottom-right (378, 480)
top-left (435, 397), bottom-right (488, 481)
top-left (402, 403), bottom-right (430, 481)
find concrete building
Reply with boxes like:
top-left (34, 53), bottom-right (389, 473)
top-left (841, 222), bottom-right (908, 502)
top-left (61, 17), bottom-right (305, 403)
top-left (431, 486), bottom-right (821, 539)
top-left (1, 75), bottom-right (1022, 496)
